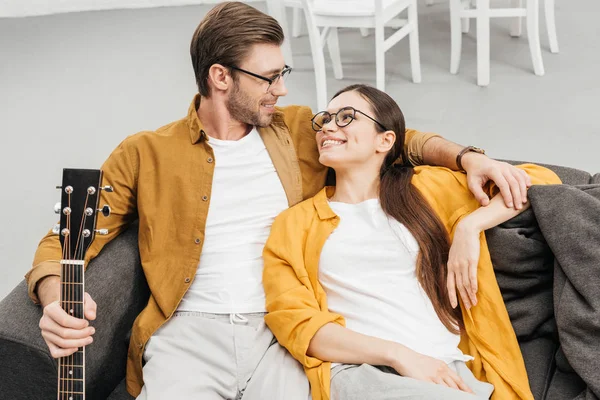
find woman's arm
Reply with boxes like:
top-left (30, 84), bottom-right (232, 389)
top-left (309, 323), bottom-right (473, 393)
top-left (447, 193), bottom-right (529, 309)
top-left (446, 163), bottom-right (562, 309)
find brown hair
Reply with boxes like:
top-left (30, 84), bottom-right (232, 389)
top-left (190, 2), bottom-right (284, 97)
top-left (331, 84), bottom-right (463, 333)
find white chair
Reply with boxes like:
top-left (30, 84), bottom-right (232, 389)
top-left (449, 0), bottom-right (559, 86)
top-left (300, 0), bottom-right (422, 110)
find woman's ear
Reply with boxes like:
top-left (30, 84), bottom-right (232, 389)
top-left (376, 130), bottom-right (396, 153)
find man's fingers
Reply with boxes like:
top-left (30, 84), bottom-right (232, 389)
top-left (84, 292), bottom-right (97, 321)
top-left (45, 302), bottom-right (89, 329)
top-left (446, 271), bottom-right (458, 308)
top-left (505, 174), bottom-right (523, 210)
top-left (467, 179), bottom-right (490, 206)
top-left (518, 170), bottom-right (529, 203)
top-left (46, 342), bottom-right (78, 359)
top-left (490, 173), bottom-right (512, 208)
top-left (42, 330), bottom-right (93, 350)
top-left (40, 315), bottom-right (95, 340)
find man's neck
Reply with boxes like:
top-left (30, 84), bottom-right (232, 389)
top-left (197, 95), bottom-right (252, 141)
top-left (330, 165), bottom-right (381, 204)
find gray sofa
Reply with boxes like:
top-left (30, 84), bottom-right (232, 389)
top-left (1, 161), bottom-right (599, 400)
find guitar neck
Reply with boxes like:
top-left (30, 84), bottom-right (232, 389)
top-left (58, 259), bottom-right (85, 400)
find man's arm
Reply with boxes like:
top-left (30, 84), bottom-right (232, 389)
top-left (27, 136), bottom-right (139, 358)
top-left (407, 132), bottom-right (532, 210)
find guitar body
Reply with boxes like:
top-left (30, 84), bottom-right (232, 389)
top-left (55, 169), bottom-right (110, 400)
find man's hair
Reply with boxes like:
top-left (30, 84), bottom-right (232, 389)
top-left (190, 2), bottom-right (284, 97)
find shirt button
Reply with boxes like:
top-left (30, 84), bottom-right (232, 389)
top-left (207, 157), bottom-right (213, 163)
top-left (138, 343), bottom-right (143, 349)
top-left (202, 195), bottom-right (208, 201)
top-left (184, 277), bottom-right (191, 283)
top-left (194, 238), bottom-right (201, 244)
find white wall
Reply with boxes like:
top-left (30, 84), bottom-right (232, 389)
top-left (0, 4), bottom-right (237, 300)
top-left (1, 1), bottom-right (599, 301)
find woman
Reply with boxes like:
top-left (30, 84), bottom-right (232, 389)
top-left (262, 84), bottom-right (561, 400)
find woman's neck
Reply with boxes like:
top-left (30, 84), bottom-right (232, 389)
top-left (330, 166), bottom-right (380, 204)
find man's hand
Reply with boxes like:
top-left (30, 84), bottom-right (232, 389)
top-left (461, 153), bottom-right (531, 210)
top-left (37, 276), bottom-right (97, 358)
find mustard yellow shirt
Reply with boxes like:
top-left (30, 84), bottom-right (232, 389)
top-left (26, 95), bottom-right (438, 396)
top-left (262, 164), bottom-right (562, 400)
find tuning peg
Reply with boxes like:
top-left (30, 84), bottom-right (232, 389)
top-left (55, 186), bottom-right (62, 190)
top-left (54, 202), bottom-right (61, 214)
top-left (97, 205), bottom-right (111, 217)
top-left (52, 223), bottom-right (60, 235)
top-left (95, 229), bottom-right (109, 235)
top-left (100, 186), bottom-right (114, 193)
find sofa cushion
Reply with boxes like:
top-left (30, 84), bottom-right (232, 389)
top-left (486, 209), bottom-right (557, 400)
top-left (592, 173), bottom-right (600, 184)
top-left (529, 184), bottom-right (600, 399)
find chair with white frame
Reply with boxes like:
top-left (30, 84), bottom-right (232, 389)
top-left (297, 0), bottom-right (422, 110)
top-left (449, 0), bottom-right (559, 86)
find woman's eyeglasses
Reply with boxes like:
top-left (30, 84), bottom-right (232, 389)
top-left (226, 65), bottom-right (292, 93)
top-left (311, 106), bottom-right (388, 132)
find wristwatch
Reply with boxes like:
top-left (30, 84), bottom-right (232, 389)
top-left (456, 146), bottom-right (486, 172)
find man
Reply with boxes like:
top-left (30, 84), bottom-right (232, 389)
top-left (26, 2), bottom-right (531, 399)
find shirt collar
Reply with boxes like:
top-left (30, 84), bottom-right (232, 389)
top-left (187, 94), bottom-right (207, 144)
top-left (313, 186), bottom-right (338, 220)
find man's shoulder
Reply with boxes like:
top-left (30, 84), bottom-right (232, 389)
top-left (119, 117), bottom-right (189, 148)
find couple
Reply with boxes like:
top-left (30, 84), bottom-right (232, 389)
top-left (26, 1), bottom-right (559, 399)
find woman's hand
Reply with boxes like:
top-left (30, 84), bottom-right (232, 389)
top-left (389, 346), bottom-right (474, 394)
top-left (447, 221), bottom-right (481, 309)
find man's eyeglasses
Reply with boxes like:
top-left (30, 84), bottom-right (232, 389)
top-left (226, 64), bottom-right (292, 93)
top-left (311, 106), bottom-right (388, 132)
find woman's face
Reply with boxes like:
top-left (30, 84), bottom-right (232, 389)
top-left (315, 91), bottom-right (394, 170)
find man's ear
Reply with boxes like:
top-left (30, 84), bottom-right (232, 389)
top-left (207, 64), bottom-right (231, 93)
top-left (376, 130), bottom-right (396, 153)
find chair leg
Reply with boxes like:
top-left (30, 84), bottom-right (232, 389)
top-left (266, 0), bottom-right (294, 66)
top-left (375, 24), bottom-right (386, 90)
top-left (545, 0), bottom-right (559, 53)
top-left (510, 0), bottom-right (523, 37)
top-left (527, 0), bottom-right (545, 75)
top-left (302, 7), bottom-right (328, 110)
top-left (450, 0), bottom-right (463, 74)
top-left (476, 0), bottom-right (490, 86)
top-left (408, 0), bottom-right (422, 83)
top-left (327, 28), bottom-right (344, 80)
top-left (461, 0), bottom-right (470, 33)
top-left (292, 7), bottom-right (303, 38)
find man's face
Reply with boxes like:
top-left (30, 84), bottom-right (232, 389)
top-left (226, 43), bottom-right (288, 127)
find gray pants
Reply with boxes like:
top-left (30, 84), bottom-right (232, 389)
top-left (137, 311), bottom-right (310, 400)
top-left (331, 362), bottom-right (494, 400)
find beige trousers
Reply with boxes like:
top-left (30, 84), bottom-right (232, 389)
top-left (136, 311), bottom-right (310, 400)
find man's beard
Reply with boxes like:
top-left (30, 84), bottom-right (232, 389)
top-left (226, 83), bottom-right (272, 128)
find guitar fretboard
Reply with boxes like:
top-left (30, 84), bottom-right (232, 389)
top-left (58, 260), bottom-right (85, 400)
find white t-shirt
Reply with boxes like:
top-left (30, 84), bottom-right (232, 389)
top-left (177, 128), bottom-right (289, 314)
top-left (320, 199), bottom-right (472, 364)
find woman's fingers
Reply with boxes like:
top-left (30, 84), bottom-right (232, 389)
top-left (446, 272), bottom-right (458, 308)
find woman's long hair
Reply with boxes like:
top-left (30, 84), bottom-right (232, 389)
top-left (331, 84), bottom-right (463, 333)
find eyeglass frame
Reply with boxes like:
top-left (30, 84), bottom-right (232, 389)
top-left (311, 106), bottom-right (389, 132)
top-left (225, 64), bottom-right (292, 92)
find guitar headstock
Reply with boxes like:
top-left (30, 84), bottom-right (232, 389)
top-left (53, 169), bottom-right (112, 260)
